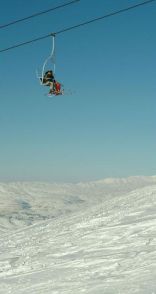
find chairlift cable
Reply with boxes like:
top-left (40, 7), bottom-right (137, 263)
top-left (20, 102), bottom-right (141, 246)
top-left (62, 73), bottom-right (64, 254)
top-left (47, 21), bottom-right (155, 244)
top-left (0, 0), bottom-right (156, 53)
top-left (0, 0), bottom-right (80, 30)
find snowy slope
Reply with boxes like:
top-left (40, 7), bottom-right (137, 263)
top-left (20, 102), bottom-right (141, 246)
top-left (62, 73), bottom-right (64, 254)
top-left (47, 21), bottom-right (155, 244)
top-left (0, 177), bottom-right (156, 293)
top-left (0, 176), bottom-right (156, 231)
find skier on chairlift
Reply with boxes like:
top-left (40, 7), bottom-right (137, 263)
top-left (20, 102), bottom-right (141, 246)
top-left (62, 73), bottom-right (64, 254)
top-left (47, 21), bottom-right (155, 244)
top-left (40, 70), bottom-right (62, 95)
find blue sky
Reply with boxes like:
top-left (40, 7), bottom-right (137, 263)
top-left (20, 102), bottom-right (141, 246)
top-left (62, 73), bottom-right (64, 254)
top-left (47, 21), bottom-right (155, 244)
top-left (0, 0), bottom-right (156, 182)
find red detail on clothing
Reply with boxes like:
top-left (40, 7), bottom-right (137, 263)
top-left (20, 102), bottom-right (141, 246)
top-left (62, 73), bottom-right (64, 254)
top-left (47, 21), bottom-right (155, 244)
top-left (55, 82), bottom-right (61, 92)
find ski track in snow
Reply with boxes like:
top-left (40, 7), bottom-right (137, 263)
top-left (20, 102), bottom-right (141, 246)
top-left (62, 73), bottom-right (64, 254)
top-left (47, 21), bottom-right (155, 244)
top-left (0, 177), bottom-right (156, 293)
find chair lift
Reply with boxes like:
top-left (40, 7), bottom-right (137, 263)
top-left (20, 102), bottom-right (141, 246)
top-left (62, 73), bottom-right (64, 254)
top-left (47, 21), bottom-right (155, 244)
top-left (36, 34), bottom-right (63, 96)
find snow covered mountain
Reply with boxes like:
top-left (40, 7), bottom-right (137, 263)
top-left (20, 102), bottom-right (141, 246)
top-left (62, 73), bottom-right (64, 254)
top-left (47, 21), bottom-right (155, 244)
top-left (0, 176), bottom-right (156, 293)
top-left (0, 176), bottom-right (156, 231)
